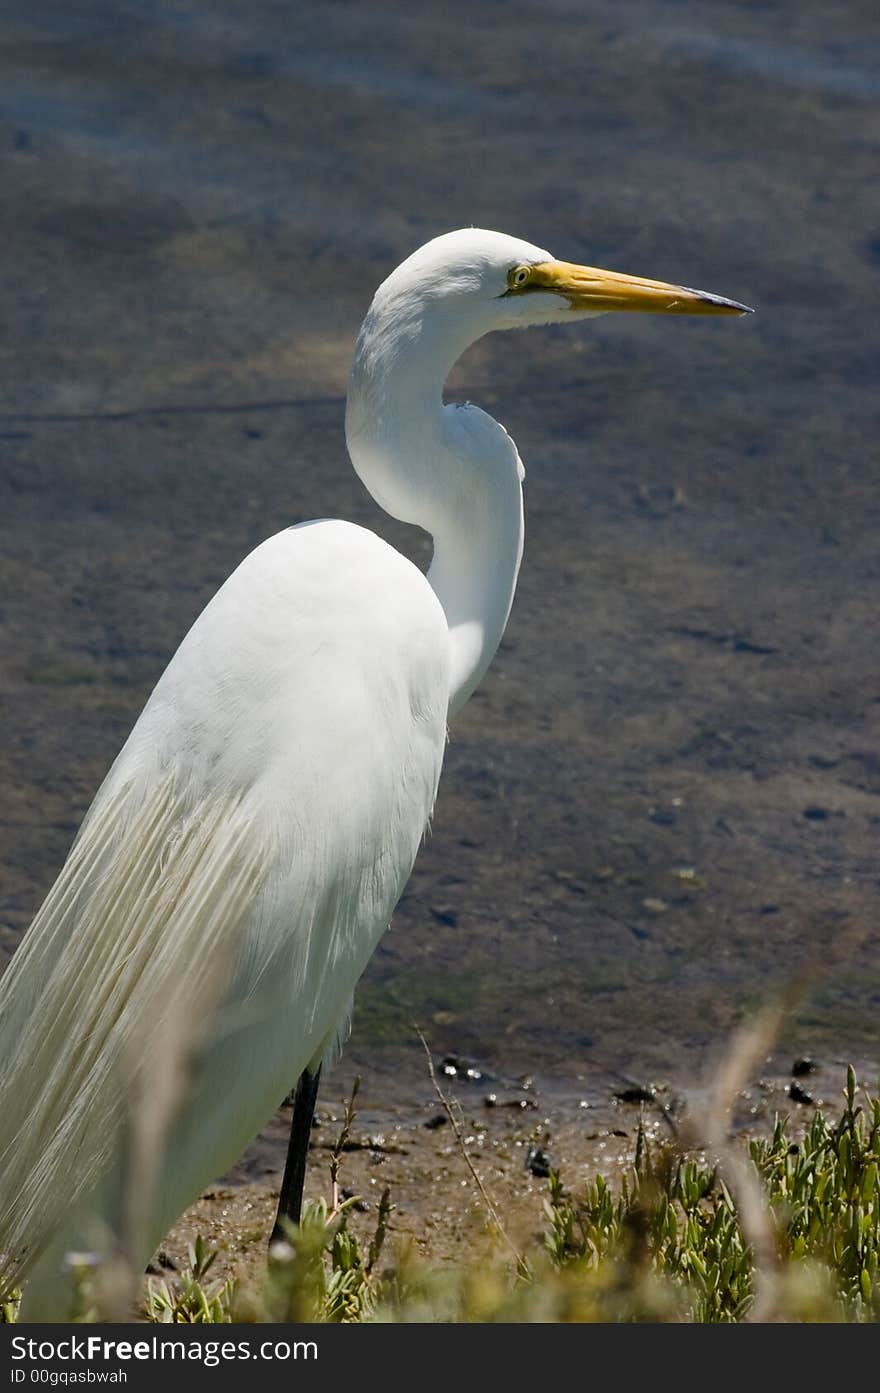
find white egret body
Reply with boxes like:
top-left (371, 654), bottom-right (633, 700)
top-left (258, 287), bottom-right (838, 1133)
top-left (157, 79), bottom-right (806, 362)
top-left (0, 230), bottom-right (749, 1314)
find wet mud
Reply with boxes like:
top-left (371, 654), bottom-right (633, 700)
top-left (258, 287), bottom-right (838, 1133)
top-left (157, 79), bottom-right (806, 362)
top-left (1, 0), bottom-right (879, 1260)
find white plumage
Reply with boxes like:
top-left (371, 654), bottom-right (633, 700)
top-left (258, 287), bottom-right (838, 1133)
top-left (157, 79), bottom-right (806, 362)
top-left (0, 229), bottom-right (749, 1315)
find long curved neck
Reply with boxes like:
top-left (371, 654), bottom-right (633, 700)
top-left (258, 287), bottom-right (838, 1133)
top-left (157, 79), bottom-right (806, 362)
top-left (345, 295), bottom-right (524, 718)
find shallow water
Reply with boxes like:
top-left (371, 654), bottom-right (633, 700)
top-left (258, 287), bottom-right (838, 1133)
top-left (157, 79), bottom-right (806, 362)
top-left (1, 0), bottom-right (879, 1116)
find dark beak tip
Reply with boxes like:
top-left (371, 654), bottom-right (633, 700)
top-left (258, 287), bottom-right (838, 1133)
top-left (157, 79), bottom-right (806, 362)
top-left (715, 302), bottom-right (754, 317)
top-left (688, 285), bottom-right (754, 316)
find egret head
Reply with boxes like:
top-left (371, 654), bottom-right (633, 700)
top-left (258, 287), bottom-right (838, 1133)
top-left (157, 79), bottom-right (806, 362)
top-left (348, 227), bottom-right (751, 581)
top-left (374, 227), bottom-right (752, 336)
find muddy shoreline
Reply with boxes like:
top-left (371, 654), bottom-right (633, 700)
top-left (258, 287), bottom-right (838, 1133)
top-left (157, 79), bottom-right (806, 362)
top-left (2, 0), bottom-right (879, 1277)
top-left (157, 1050), bottom-right (872, 1289)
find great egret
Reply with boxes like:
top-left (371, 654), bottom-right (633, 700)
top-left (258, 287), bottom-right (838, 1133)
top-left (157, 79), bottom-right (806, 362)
top-left (0, 228), bottom-right (749, 1316)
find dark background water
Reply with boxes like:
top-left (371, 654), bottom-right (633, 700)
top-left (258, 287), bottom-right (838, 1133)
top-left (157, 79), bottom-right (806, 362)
top-left (1, 0), bottom-right (879, 1108)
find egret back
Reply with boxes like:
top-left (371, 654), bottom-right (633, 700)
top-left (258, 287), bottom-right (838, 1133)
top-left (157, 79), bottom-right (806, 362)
top-left (0, 520), bottom-right (449, 1303)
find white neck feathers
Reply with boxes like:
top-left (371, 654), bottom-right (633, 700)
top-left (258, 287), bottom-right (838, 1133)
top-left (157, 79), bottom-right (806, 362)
top-left (345, 283), bottom-right (524, 717)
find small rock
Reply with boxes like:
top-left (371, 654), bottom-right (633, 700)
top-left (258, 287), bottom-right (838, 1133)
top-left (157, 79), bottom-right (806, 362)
top-left (791, 1058), bottom-right (817, 1077)
top-left (733, 636), bottom-right (777, 655)
top-left (614, 1085), bottom-right (657, 1104)
top-left (788, 1082), bottom-right (815, 1105)
top-left (424, 1113), bottom-right (448, 1130)
top-left (431, 907), bottom-right (458, 926)
top-left (483, 1089), bottom-right (535, 1110)
top-left (526, 1146), bottom-right (552, 1178)
top-left (669, 867), bottom-right (698, 883)
top-left (555, 871), bottom-right (587, 895)
top-left (802, 806), bottom-right (830, 821)
top-left (439, 1053), bottom-right (484, 1081)
top-left (642, 897), bottom-right (668, 915)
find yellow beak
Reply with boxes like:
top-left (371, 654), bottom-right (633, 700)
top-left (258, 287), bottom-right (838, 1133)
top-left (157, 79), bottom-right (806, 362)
top-left (526, 260), bottom-right (752, 316)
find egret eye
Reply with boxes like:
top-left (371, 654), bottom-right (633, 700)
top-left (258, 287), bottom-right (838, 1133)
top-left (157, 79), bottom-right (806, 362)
top-left (509, 265), bottom-right (532, 289)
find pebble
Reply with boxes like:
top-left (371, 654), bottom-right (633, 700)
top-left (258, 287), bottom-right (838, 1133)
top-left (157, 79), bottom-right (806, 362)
top-left (614, 1085), bottom-right (657, 1104)
top-left (788, 1082), bottom-right (815, 1105)
top-left (526, 1146), bottom-right (552, 1177)
top-left (791, 1058), bottom-right (817, 1077)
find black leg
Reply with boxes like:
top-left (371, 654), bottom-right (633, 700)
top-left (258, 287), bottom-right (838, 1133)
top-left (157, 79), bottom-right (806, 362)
top-left (270, 1065), bottom-right (321, 1243)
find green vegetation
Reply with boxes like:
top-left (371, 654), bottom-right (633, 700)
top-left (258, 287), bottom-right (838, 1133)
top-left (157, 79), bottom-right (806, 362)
top-left (538, 1064), bottom-right (880, 1321)
top-left (245, 1064), bottom-right (878, 1323)
top-left (145, 1235), bottom-right (237, 1324)
top-left (3, 1068), bottom-right (879, 1323)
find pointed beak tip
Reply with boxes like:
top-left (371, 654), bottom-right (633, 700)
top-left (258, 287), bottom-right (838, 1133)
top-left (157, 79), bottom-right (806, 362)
top-left (719, 299), bottom-right (755, 318)
top-left (688, 288), bottom-right (754, 317)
